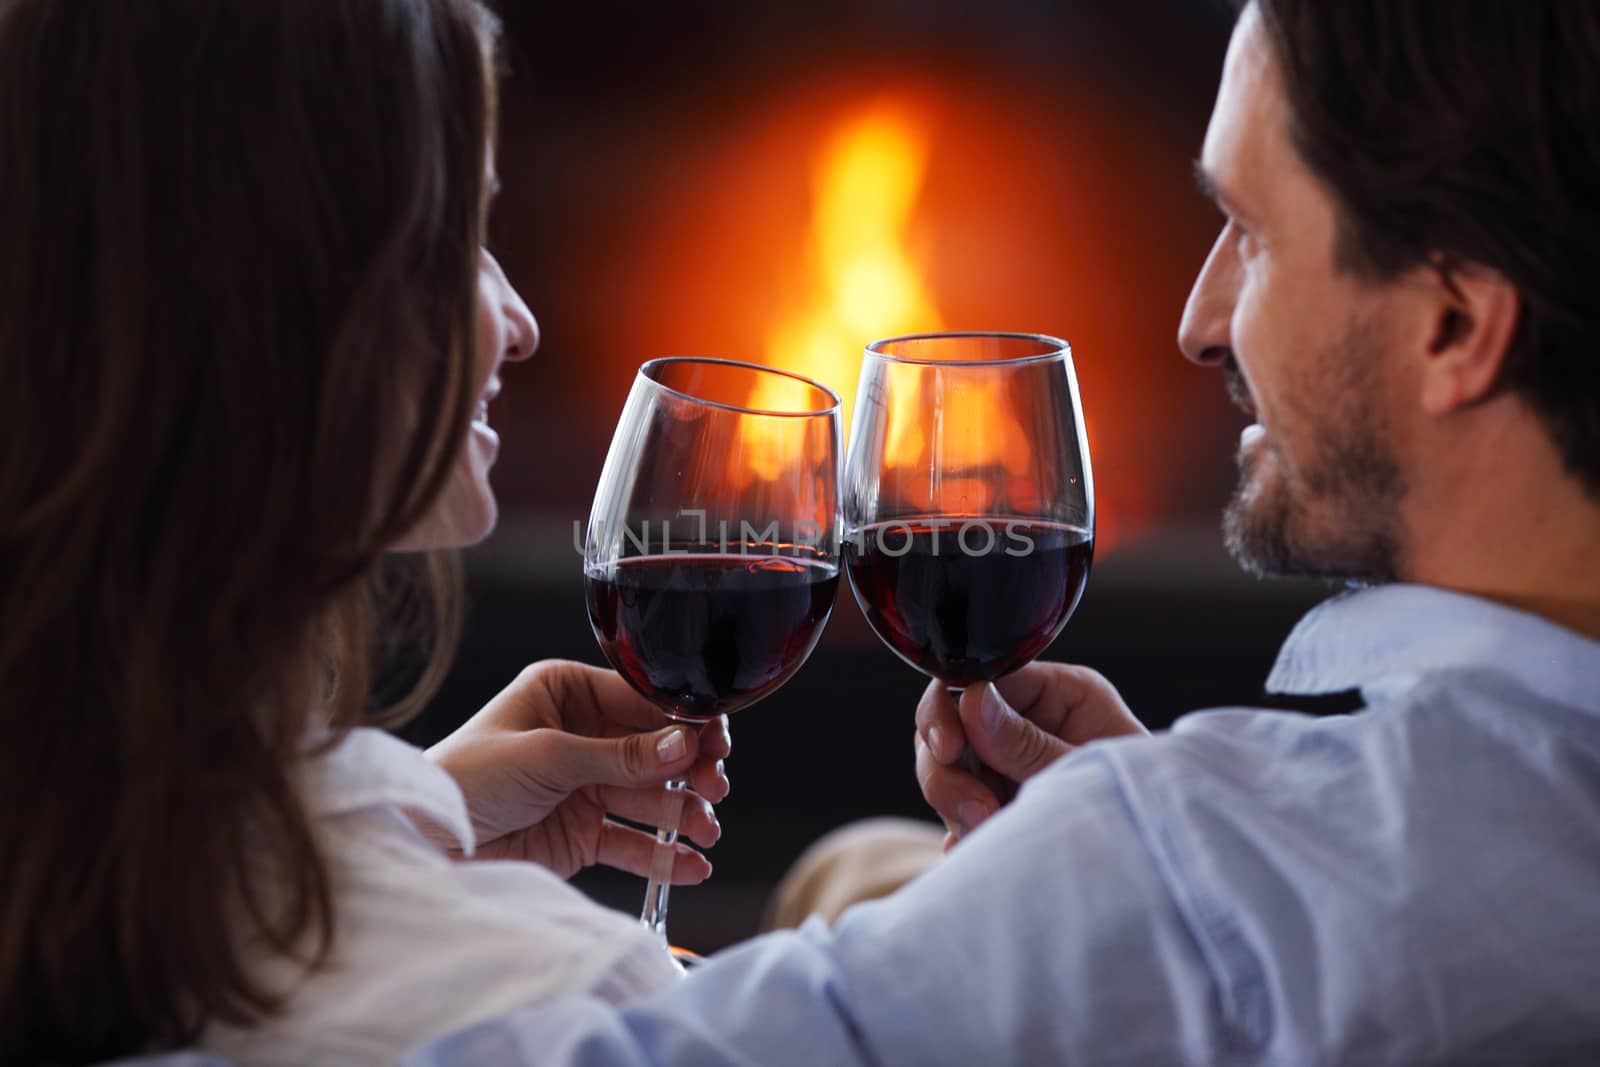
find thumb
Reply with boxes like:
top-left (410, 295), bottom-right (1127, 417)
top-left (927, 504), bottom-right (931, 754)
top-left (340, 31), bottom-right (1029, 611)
top-left (528, 725), bottom-right (698, 794)
top-left (962, 683), bottom-right (1072, 784)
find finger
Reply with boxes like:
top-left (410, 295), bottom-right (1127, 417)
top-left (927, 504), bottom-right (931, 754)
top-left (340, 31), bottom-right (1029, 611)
top-left (959, 682), bottom-right (1072, 783)
top-left (594, 712), bottom-right (730, 753)
top-left (518, 724), bottom-right (701, 795)
top-left (596, 821), bottom-right (712, 884)
top-left (992, 662), bottom-right (1146, 745)
top-left (686, 755), bottom-right (730, 803)
top-left (914, 680), bottom-right (966, 765)
top-left (597, 785), bottom-right (722, 850)
top-left (697, 716), bottom-right (732, 760)
top-left (552, 661), bottom-right (681, 734)
top-left (915, 730), bottom-right (997, 836)
top-left (480, 661), bottom-right (673, 738)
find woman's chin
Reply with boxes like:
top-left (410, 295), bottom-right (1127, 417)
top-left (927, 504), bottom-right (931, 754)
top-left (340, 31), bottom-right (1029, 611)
top-left (391, 468), bottom-right (498, 552)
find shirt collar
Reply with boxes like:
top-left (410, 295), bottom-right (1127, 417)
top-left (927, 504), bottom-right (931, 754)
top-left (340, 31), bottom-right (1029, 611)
top-left (1266, 583), bottom-right (1600, 713)
top-left (297, 727), bottom-right (476, 854)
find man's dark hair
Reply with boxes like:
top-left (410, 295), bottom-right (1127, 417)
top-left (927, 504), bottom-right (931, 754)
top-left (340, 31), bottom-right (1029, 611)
top-left (1246, 0), bottom-right (1600, 496)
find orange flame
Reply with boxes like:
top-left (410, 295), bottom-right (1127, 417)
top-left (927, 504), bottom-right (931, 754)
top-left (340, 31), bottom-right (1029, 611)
top-left (742, 100), bottom-right (1034, 511)
top-left (741, 103), bottom-right (940, 480)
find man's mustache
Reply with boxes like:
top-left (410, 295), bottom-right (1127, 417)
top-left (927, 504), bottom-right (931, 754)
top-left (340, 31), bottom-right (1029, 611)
top-left (1223, 356), bottom-right (1254, 416)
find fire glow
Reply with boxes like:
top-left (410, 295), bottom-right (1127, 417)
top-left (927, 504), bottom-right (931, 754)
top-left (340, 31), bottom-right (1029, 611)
top-left (750, 102), bottom-right (940, 438)
top-left (741, 102), bottom-right (1034, 507)
top-left (579, 71), bottom-right (1223, 554)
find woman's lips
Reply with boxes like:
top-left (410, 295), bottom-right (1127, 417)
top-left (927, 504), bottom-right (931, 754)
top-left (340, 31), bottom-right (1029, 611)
top-left (475, 378), bottom-right (501, 425)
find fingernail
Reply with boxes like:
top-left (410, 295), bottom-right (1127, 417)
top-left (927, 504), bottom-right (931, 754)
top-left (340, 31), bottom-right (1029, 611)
top-left (656, 728), bottom-right (687, 764)
top-left (927, 724), bottom-right (946, 760)
top-left (958, 800), bottom-right (989, 834)
top-left (679, 845), bottom-right (712, 881)
top-left (979, 686), bottom-right (1008, 732)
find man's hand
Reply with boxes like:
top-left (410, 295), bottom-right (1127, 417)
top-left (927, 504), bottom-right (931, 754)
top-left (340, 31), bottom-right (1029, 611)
top-left (426, 660), bottom-right (731, 882)
top-left (914, 662), bottom-right (1145, 847)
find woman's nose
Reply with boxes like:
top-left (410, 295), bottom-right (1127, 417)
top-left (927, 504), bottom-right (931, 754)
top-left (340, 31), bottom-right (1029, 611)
top-left (484, 248), bottom-right (538, 363)
top-left (502, 286), bottom-right (538, 364)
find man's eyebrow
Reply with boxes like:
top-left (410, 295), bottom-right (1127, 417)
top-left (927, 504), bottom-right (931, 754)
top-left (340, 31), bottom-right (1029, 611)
top-left (1193, 161), bottom-right (1258, 227)
top-left (1193, 160), bottom-right (1221, 204)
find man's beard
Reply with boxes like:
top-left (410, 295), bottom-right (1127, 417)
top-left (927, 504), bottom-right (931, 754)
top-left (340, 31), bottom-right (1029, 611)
top-left (1221, 320), bottom-right (1406, 583)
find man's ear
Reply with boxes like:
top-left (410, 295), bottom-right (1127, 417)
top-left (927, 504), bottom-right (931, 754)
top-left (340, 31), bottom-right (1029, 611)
top-left (1418, 260), bottom-right (1521, 416)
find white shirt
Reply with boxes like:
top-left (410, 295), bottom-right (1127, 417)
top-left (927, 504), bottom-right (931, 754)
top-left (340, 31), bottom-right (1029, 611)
top-left (200, 727), bottom-right (680, 1066)
top-left (410, 585), bottom-right (1600, 1066)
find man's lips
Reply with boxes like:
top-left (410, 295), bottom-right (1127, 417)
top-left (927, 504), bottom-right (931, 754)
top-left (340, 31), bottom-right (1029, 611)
top-left (1222, 358), bottom-right (1267, 456)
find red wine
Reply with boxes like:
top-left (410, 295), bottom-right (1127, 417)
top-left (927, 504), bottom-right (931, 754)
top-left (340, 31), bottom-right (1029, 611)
top-left (844, 519), bottom-right (1092, 687)
top-left (585, 554), bottom-right (839, 721)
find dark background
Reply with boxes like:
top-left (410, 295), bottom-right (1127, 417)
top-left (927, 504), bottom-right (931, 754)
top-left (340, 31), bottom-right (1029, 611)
top-left (399, 0), bottom-right (1336, 950)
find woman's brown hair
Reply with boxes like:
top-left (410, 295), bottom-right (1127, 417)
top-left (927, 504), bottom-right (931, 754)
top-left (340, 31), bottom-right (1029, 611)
top-left (0, 0), bottom-right (499, 1059)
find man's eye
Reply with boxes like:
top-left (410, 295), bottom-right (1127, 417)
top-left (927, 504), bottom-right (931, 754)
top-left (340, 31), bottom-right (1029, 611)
top-left (1229, 219), bottom-right (1256, 253)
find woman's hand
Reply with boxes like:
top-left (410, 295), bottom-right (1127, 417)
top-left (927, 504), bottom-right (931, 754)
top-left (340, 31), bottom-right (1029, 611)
top-left (426, 660), bottom-right (731, 883)
top-left (914, 662), bottom-right (1145, 848)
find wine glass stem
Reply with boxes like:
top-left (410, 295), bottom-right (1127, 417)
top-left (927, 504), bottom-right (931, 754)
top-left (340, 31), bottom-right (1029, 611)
top-left (948, 686), bottom-right (985, 778)
top-left (640, 774), bottom-right (689, 940)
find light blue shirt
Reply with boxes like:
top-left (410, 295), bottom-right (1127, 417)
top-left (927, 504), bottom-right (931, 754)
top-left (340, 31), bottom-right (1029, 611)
top-left (410, 585), bottom-right (1600, 1066)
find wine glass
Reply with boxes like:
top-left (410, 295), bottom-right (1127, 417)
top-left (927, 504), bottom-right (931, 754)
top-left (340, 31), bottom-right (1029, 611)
top-left (842, 332), bottom-right (1093, 782)
top-left (584, 357), bottom-right (842, 953)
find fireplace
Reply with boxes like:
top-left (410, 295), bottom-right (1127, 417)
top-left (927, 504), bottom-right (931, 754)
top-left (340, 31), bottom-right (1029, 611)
top-left (483, 0), bottom-right (1249, 551)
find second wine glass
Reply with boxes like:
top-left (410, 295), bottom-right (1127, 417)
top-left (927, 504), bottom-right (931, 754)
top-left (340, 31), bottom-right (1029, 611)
top-left (584, 357), bottom-right (842, 951)
top-left (843, 332), bottom-right (1094, 772)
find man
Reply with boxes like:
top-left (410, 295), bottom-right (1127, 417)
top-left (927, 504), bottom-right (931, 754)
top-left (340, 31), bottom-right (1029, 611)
top-left (414, 1), bottom-right (1600, 1062)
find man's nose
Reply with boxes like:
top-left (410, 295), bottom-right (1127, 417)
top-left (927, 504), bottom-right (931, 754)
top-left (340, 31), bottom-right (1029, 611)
top-left (1178, 232), bottom-right (1235, 367)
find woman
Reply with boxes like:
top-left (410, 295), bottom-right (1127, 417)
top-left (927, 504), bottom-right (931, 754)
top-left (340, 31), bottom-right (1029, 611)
top-left (0, 0), bottom-right (728, 1062)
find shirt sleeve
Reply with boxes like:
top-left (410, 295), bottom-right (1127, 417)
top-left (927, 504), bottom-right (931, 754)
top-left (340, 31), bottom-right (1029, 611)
top-left (406, 748), bottom-right (1233, 1066)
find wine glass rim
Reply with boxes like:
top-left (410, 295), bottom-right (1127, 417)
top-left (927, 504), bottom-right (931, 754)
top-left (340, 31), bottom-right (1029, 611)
top-left (864, 331), bottom-right (1071, 367)
top-left (638, 356), bottom-right (842, 418)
